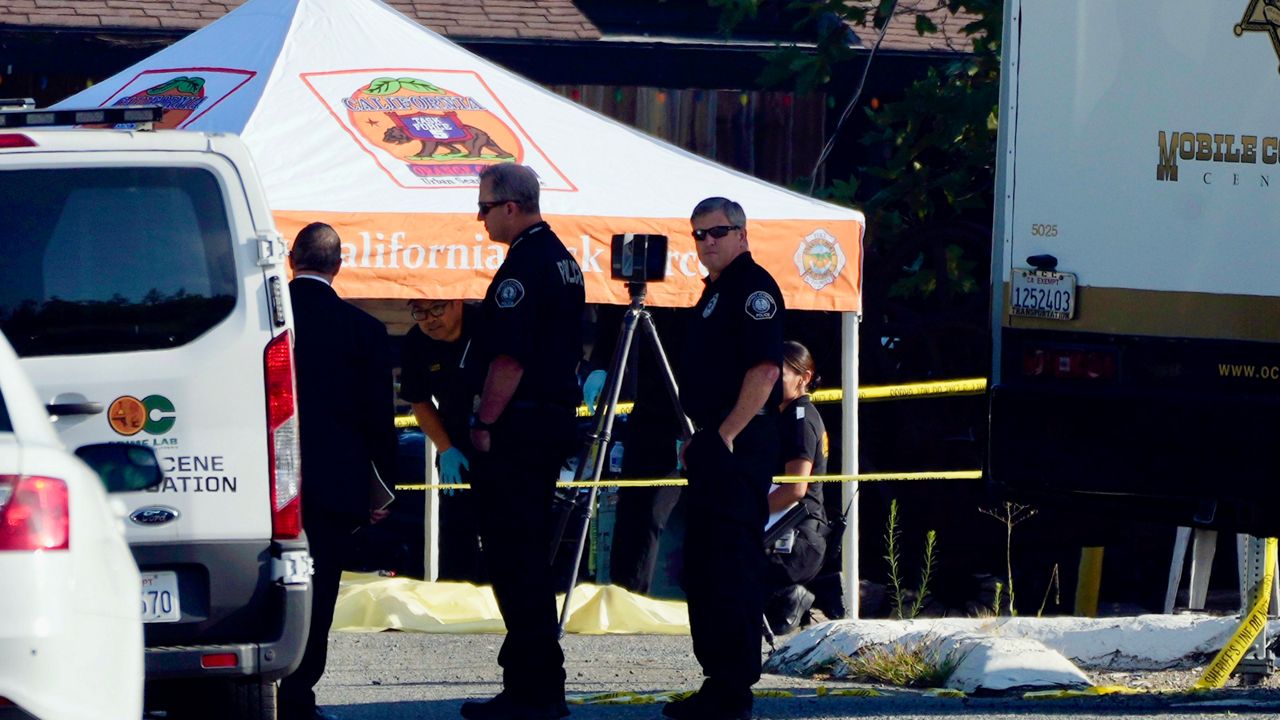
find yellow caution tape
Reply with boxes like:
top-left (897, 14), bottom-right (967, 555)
top-left (397, 378), bottom-right (990, 427)
top-left (815, 687), bottom-right (883, 697)
top-left (923, 688), bottom-right (966, 698)
top-left (1023, 685), bottom-right (1141, 700)
top-left (567, 691), bottom-right (659, 705)
top-left (1192, 537), bottom-right (1277, 690)
top-left (752, 689), bottom-right (795, 698)
top-left (393, 470), bottom-right (983, 492)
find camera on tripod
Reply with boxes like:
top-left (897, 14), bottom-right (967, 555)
top-left (610, 234), bottom-right (668, 284)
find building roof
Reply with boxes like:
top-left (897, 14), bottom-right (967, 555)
top-left (0, 0), bottom-right (601, 40)
top-left (0, 0), bottom-right (980, 52)
top-left (847, 0), bottom-right (982, 54)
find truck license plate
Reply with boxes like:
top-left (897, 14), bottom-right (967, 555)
top-left (1010, 268), bottom-right (1077, 320)
top-left (140, 571), bottom-right (181, 623)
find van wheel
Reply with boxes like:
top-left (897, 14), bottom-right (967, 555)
top-left (146, 678), bottom-right (277, 719)
top-left (229, 678), bottom-right (278, 720)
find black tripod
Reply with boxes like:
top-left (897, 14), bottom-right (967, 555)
top-left (555, 281), bottom-right (694, 634)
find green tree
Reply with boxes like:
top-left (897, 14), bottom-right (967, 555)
top-left (717, 0), bottom-right (1002, 379)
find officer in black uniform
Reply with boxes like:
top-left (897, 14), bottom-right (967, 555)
top-left (399, 298), bottom-right (485, 581)
top-left (667, 197), bottom-right (785, 720)
top-left (764, 340), bottom-right (830, 634)
top-left (461, 163), bottom-right (585, 720)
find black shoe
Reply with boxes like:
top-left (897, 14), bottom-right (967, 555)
top-left (766, 584), bottom-right (816, 635)
top-left (662, 690), bottom-right (751, 720)
top-left (460, 691), bottom-right (569, 720)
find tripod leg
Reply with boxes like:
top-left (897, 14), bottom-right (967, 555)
top-left (556, 301), bottom-right (644, 634)
top-left (638, 311), bottom-right (696, 439)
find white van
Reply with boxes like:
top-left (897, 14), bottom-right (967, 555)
top-left (0, 104), bottom-right (311, 718)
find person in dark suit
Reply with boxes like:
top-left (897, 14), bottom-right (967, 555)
top-left (279, 222), bottom-right (398, 720)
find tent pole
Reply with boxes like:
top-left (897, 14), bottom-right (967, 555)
top-left (841, 311), bottom-right (860, 618)
top-left (423, 441), bottom-right (440, 581)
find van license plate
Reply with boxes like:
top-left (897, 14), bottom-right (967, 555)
top-left (140, 571), bottom-right (181, 623)
top-left (1011, 268), bottom-right (1077, 320)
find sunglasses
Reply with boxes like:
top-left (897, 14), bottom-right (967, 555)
top-left (478, 199), bottom-right (513, 216)
top-left (692, 225), bottom-right (740, 242)
top-left (410, 303), bottom-right (450, 320)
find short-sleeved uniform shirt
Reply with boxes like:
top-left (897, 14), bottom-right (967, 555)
top-left (477, 221), bottom-right (585, 408)
top-left (776, 394), bottom-right (827, 517)
top-left (398, 304), bottom-right (484, 452)
top-left (679, 251), bottom-right (785, 429)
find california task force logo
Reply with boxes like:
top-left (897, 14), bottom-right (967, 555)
top-left (794, 229), bottom-right (847, 291)
top-left (1238, 0), bottom-right (1280, 72)
top-left (303, 69), bottom-right (574, 190)
top-left (348, 76), bottom-right (521, 184)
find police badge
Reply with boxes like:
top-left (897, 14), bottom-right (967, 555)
top-left (702, 292), bottom-right (719, 318)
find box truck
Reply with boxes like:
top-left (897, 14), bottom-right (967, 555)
top-left (989, 1), bottom-right (1280, 535)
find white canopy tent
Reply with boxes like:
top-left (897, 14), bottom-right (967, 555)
top-left (60, 0), bottom-right (865, 614)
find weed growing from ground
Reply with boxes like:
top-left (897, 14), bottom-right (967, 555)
top-left (978, 501), bottom-right (1038, 615)
top-left (884, 499), bottom-right (940, 619)
top-left (840, 635), bottom-right (961, 688)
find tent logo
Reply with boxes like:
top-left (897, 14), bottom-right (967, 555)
top-left (110, 76), bottom-right (207, 128)
top-left (96, 68), bottom-right (256, 129)
top-left (344, 76), bottom-right (524, 185)
top-left (1238, 0), bottom-right (1280, 72)
top-left (794, 229), bottom-right (846, 291)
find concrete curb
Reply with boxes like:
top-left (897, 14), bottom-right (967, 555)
top-left (765, 615), bottom-right (1277, 692)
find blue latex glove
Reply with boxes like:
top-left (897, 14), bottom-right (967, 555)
top-left (439, 447), bottom-right (470, 490)
top-left (583, 369), bottom-right (607, 415)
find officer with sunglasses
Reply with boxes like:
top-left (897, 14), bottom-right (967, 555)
top-left (399, 298), bottom-right (485, 581)
top-left (461, 163), bottom-right (585, 720)
top-left (668, 197), bottom-right (785, 720)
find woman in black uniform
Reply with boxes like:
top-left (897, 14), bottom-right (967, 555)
top-left (764, 340), bottom-right (829, 634)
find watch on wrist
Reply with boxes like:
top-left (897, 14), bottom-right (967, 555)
top-left (469, 414), bottom-right (493, 432)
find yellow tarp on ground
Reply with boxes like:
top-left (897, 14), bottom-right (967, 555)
top-left (333, 573), bottom-right (691, 634)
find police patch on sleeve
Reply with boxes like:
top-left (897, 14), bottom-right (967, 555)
top-left (745, 290), bottom-right (778, 320)
top-left (496, 279), bottom-right (525, 308)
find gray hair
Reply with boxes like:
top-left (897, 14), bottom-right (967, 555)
top-left (479, 163), bottom-right (541, 213)
top-left (291, 222), bottom-right (342, 274)
top-left (691, 197), bottom-right (746, 227)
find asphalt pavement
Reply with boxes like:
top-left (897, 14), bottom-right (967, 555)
top-left (311, 631), bottom-right (1280, 719)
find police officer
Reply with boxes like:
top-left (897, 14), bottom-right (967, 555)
top-left (668, 197), bottom-right (784, 720)
top-left (399, 298), bottom-right (485, 581)
top-left (461, 163), bottom-right (585, 720)
top-left (764, 340), bottom-right (829, 634)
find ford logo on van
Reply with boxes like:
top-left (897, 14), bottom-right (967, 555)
top-left (130, 506), bottom-right (180, 526)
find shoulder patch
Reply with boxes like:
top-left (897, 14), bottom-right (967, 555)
top-left (495, 279), bottom-right (525, 308)
top-left (795, 405), bottom-right (805, 420)
top-left (745, 290), bottom-right (777, 320)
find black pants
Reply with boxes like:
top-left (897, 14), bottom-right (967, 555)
top-left (279, 509), bottom-right (355, 719)
top-left (610, 484), bottom-right (681, 594)
top-left (471, 405), bottom-right (575, 702)
top-left (765, 518), bottom-right (828, 591)
top-left (681, 416), bottom-right (777, 699)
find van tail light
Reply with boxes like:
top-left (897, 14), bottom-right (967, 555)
top-left (0, 134), bottom-right (37, 149)
top-left (0, 475), bottom-right (70, 551)
top-left (264, 331), bottom-right (302, 539)
top-left (1022, 345), bottom-right (1117, 381)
